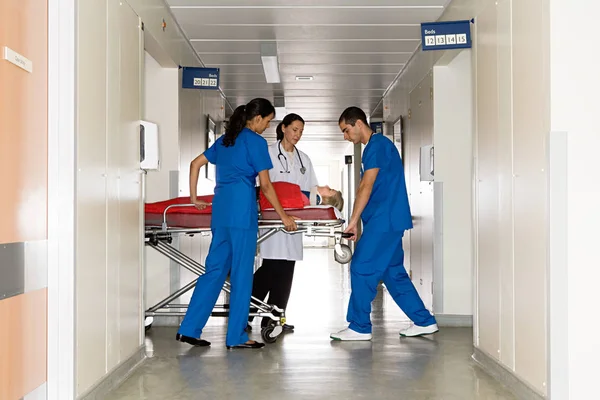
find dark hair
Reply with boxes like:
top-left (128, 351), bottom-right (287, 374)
top-left (338, 106), bottom-right (369, 128)
top-left (223, 98), bottom-right (275, 147)
top-left (276, 113), bottom-right (305, 141)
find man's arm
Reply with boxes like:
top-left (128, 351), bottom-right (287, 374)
top-left (344, 168), bottom-right (379, 239)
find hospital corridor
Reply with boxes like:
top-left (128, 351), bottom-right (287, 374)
top-left (0, 0), bottom-right (598, 400)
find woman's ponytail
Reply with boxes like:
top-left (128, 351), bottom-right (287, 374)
top-left (223, 105), bottom-right (247, 147)
top-left (222, 98), bottom-right (275, 147)
top-left (276, 122), bottom-right (284, 141)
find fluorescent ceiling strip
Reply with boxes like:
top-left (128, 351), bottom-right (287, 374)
top-left (260, 43), bottom-right (281, 83)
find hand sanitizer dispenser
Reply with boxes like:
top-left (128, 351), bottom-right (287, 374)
top-left (140, 120), bottom-right (160, 170)
top-left (420, 144), bottom-right (434, 181)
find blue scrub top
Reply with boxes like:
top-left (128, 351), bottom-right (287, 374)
top-left (361, 133), bottom-right (413, 232)
top-left (204, 127), bottom-right (273, 230)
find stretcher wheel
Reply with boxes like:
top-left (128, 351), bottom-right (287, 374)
top-left (334, 244), bottom-right (353, 264)
top-left (144, 316), bottom-right (154, 332)
top-left (261, 325), bottom-right (280, 344)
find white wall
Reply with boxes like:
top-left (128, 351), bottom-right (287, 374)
top-left (74, 0), bottom-right (228, 395)
top-left (475, 0), bottom-right (549, 393)
top-left (134, 1), bottom-right (226, 315)
top-left (76, 0), bottom-right (143, 396)
top-left (177, 90), bottom-right (225, 306)
top-left (406, 73), bottom-right (435, 313)
top-left (143, 51), bottom-right (179, 311)
top-left (433, 49), bottom-right (473, 315)
top-left (381, 0), bottom-right (549, 396)
top-left (549, 1), bottom-right (600, 398)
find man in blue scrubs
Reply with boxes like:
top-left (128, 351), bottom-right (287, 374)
top-left (330, 107), bottom-right (438, 341)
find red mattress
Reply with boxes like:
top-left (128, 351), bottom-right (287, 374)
top-left (145, 197), bottom-right (339, 229)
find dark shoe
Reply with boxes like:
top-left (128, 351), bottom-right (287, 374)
top-left (226, 341), bottom-right (265, 350)
top-left (282, 324), bottom-right (295, 332)
top-left (176, 333), bottom-right (211, 347)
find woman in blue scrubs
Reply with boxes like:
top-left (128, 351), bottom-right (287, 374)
top-left (176, 98), bottom-right (298, 349)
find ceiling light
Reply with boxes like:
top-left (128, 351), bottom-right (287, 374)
top-left (295, 76), bottom-right (314, 81)
top-left (260, 43), bottom-right (280, 83)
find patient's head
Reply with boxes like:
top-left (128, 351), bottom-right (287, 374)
top-left (318, 186), bottom-right (344, 211)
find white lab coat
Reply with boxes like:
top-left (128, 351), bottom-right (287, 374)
top-left (259, 140), bottom-right (318, 261)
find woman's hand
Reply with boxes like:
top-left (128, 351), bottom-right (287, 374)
top-left (191, 198), bottom-right (211, 211)
top-left (281, 213), bottom-right (298, 232)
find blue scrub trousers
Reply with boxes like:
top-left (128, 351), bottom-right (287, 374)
top-left (347, 229), bottom-right (437, 334)
top-left (178, 227), bottom-right (256, 347)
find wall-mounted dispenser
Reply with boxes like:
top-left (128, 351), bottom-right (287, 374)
top-left (420, 144), bottom-right (434, 181)
top-left (140, 120), bottom-right (160, 170)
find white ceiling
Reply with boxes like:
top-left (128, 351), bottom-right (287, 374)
top-left (167, 0), bottom-right (449, 140)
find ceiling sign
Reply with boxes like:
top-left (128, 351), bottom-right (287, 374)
top-left (181, 66), bottom-right (220, 90)
top-left (370, 122), bottom-right (383, 134)
top-left (421, 20), bottom-right (472, 51)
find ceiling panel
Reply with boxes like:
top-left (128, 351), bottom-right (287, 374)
top-left (170, 8), bottom-right (444, 26)
top-left (168, 0), bottom-right (447, 6)
top-left (229, 96), bottom-right (383, 108)
top-left (193, 41), bottom-right (419, 54)
top-left (182, 25), bottom-right (421, 41)
top-left (166, 0), bottom-right (449, 120)
top-left (199, 53), bottom-right (409, 66)
top-left (215, 63), bottom-right (405, 75)
top-left (220, 74), bottom-right (396, 87)
top-left (220, 82), bottom-right (388, 91)
top-left (221, 89), bottom-right (384, 96)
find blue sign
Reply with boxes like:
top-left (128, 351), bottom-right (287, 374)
top-left (182, 67), bottom-right (220, 90)
top-left (370, 122), bottom-right (383, 134)
top-left (421, 20), bottom-right (472, 51)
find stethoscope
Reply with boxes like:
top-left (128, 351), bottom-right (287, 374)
top-left (277, 140), bottom-right (306, 175)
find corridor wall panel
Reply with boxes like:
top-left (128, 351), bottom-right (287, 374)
top-left (74, 0), bottom-right (226, 394)
top-left (75, 0), bottom-right (143, 396)
top-left (511, 0), bottom-right (549, 389)
top-left (380, 0), bottom-right (550, 396)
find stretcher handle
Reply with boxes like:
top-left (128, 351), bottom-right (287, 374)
top-left (336, 231), bottom-right (354, 239)
top-left (162, 203), bottom-right (212, 231)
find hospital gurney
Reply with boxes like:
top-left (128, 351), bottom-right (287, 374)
top-left (144, 196), bottom-right (353, 343)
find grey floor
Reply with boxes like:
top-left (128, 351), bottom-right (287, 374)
top-left (107, 248), bottom-right (517, 400)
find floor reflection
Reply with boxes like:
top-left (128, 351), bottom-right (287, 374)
top-left (107, 248), bottom-right (516, 400)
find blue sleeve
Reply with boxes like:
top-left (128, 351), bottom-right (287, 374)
top-left (362, 137), bottom-right (386, 171)
top-left (204, 137), bottom-right (219, 164)
top-left (248, 135), bottom-right (273, 174)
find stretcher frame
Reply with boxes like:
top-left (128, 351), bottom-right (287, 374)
top-left (144, 203), bottom-right (353, 343)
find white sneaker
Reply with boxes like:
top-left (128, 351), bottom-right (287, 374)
top-left (399, 323), bottom-right (439, 337)
top-left (330, 328), bottom-right (372, 341)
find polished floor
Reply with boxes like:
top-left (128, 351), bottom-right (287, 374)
top-left (107, 248), bottom-right (516, 400)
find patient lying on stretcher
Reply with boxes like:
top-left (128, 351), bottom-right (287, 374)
top-left (305, 185), bottom-right (344, 211)
top-left (259, 181), bottom-right (344, 212)
top-left (146, 182), bottom-right (344, 216)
